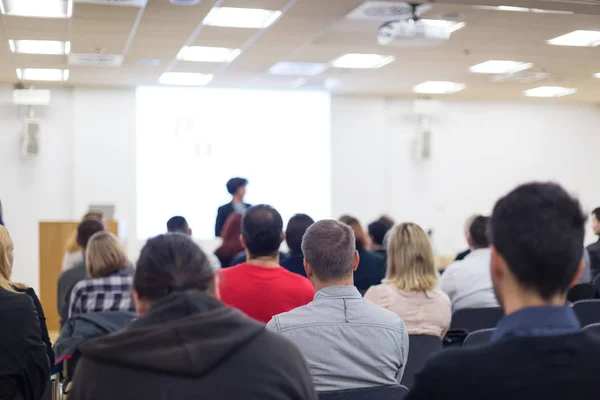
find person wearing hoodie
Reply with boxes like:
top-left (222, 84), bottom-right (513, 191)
top-left (70, 233), bottom-right (317, 400)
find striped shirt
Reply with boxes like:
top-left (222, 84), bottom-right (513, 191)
top-left (68, 270), bottom-right (135, 319)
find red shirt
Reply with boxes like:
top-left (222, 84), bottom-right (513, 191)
top-left (219, 263), bottom-right (315, 323)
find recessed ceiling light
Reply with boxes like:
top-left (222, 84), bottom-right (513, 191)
top-left (9, 40), bottom-right (70, 55)
top-left (474, 5), bottom-right (573, 14)
top-left (158, 72), bottom-right (214, 86)
top-left (523, 86), bottom-right (576, 98)
top-left (203, 7), bottom-right (282, 29)
top-left (331, 53), bottom-right (395, 69)
top-left (421, 19), bottom-right (466, 34)
top-left (16, 68), bottom-right (69, 82)
top-left (177, 46), bottom-right (241, 63)
top-left (547, 30), bottom-right (600, 47)
top-left (594, 73), bottom-right (600, 78)
top-left (413, 81), bottom-right (466, 94)
top-left (469, 60), bottom-right (533, 74)
top-left (269, 62), bottom-right (328, 76)
top-left (1, 0), bottom-right (72, 18)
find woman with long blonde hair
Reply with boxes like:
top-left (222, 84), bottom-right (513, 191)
top-left (365, 223), bottom-right (451, 337)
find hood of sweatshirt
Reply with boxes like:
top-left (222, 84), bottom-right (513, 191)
top-left (78, 291), bottom-right (265, 377)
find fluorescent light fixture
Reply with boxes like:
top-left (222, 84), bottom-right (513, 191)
top-left (331, 53), bottom-right (395, 69)
top-left (269, 62), bottom-right (328, 76)
top-left (177, 46), bottom-right (241, 63)
top-left (291, 78), bottom-right (307, 88)
top-left (523, 86), bottom-right (576, 98)
top-left (474, 5), bottom-right (573, 14)
top-left (158, 72), bottom-right (214, 86)
top-left (1, 0), bottom-right (71, 18)
top-left (469, 60), bottom-right (533, 74)
top-left (203, 7), bottom-right (282, 28)
top-left (421, 19), bottom-right (466, 34)
top-left (9, 40), bottom-right (70, 55)
top-left (16, 68), bottom-right (69, 82)
top-left (594, 73), bottom-right (600, 78)
top-left (413, 81), bottom-right (466, 94)
top-left (547, 30), bottom-right (600, 47)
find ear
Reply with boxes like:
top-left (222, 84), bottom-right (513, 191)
top-left (240, 235), bottom-right (247, 250)
top-left (188, 228), bottom-right (193, 237)
top-left (304, 258), bottom-right (313, 279)
top-left (490, 246), bottom-right (505, 282)
top-left (133, 290), bottom-right (150, 316)
top-left (211, 274), bottom-right (221, 300)
top-left (353, 250), bottom-right (360, 272)
top-left (281, 232), bottom-right (286, 244)
top-left (568, 257), bottom-right (585, 289)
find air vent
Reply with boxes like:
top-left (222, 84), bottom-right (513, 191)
top-left (69, 53), bottom-right (124, 67)
top-left (75, 0), bottom-right (147, 6)
top-left (491, 71), bottom-right (550, 83)
top-left (346, 1), bottom-right (431, 21)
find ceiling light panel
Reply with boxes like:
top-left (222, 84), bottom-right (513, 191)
top-left (158, 72), bottom-right (214, 86)
top-left (177, 46), bottom-right (241, 63)
top-left (547, 30), bottom-right (600, 47)
top-left (269, 62), bottom-right (328, 76)
top-left (469, 60), bottom-right (533, 74)
top-left (16, 68), bottom-right (69, 82)
top-left (203, 7), bottom-right (282, 29)
top-left (1, 0), bottom-right (72, 18)
top-left (474, 5), bottom-right (573, 14)
top-left (523, 86), bottom-right (576, 97)
top-left (332, 53), bottom-right (395, 69)
top-left (9, 40), bottom-right (70, 55)
top-left (421, 19), bottom-right (466, 34)
top-left (413, 81), bottom-right (465, 94)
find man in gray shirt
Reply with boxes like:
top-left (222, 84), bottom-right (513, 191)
top-left (267, 220), bottom-right (408, 392)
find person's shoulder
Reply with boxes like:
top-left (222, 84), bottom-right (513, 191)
top-left (217, 203), bottom-right (232, 212)
top-left (428, 288), bottom-right (451, 304)
top-left (361, 297), bottom-right (406, 328)
top-left (252, 325), bottom-right (309, 363)
top-left (280, 269), bottom-right (314, 290)
top-left (269, 301), bottom-right (315, 331)
top-left (587, 241), bottom-right (600, 251)
top-left (0, 288), bottom-right (34, 314)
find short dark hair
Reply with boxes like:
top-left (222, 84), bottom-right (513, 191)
top-left (302, 220), bottom-right (355, 282)
top-left (368, 220), bottom-right (390, 246)
top-left (286, 214), bottom-right (315, 255)
top-left (134, 233), bottom-right (214, 302)
top-left (226, 177), bottom-right (248, 196)
top-left (166, 216), bottom-right (188, 233)
top-left (469, 216), bottom-right (490, 249)
top-left (490, 182), bottom-right (586, 300)
top-left (77, 219), bottom-right (105, 249)
top-left (592, 208), bottom-right (600, 221)
top-left (242, 204), bottom-right (283, 258)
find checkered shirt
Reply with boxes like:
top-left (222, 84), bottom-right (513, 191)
top-left (68, 271), bottom-right (136, 319)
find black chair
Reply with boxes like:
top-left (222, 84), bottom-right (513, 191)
top-left (567, 283), bottom-right (597, 303)
top-left (463, 328), bottom-right (495, 347)
top-left (573, 300), bottom-right (600, 327)
top-left (318, 385), bottom-right (409, 400)
top-left (583, 323), bottom-right (600, 339)
top-left (401, 335), bottom-right (442, 389)
top-left (449, 307), bottom-right (503, 333)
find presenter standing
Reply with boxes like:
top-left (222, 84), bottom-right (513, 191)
top-left (215, 177), bottom-right (250, 237)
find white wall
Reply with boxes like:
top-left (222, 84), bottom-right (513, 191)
top-left (331, 96), bottom-right (600, 253)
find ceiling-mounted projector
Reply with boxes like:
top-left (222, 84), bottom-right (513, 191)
top-left (378, 20), bottom-right (450, 47)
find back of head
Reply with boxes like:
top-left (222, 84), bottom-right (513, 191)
top-left (385, 223), bottom-right (437, 291)
top-left (301, 220), bottom-right (356, 282)
top-left (593, 208), bottom-right (600, 221)
top-left (285, 214), bottom-right (315, 255)
top-left (134, 233), bottom-right (214, 303)
top-left (339, 215), bottom-right (368, 250)
top-left (490, 182), bottom-right (585, 300)
top-left (86, 232), bottom-right (128, 278)
top-left (166, 216), bottom-right (189, 235)
top-left (368, 220), bottom-right (391, 246)
top-left (242, 205), bottom-right (283, 258)
top-left (469, 215), bottom-right (490, 249)
top-left (226, 177), bottom-right (248, 196)
top-left (77, 219), bottom-right (105, 250)
top-left (83, 211), bottom-right (104, 222)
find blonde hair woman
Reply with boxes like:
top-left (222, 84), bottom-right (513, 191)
top-left (62, 211), bottom-right (104, 272)
top-left (365, 223), bottom-right (451, 337)
top-left (67, 231), bottom-right (135, 319)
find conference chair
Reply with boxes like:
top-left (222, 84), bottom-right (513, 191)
top-left (318, 385), bottom-right (409, 400)
top-left (401, 335), bottom-right (443, 389)
top-left (583, 323), bottom-right (600, 339)
top-left (463, 328), bottom-right (496, 347)
top-left (567, 283), bottom-right (597, 303)
top-left (449, 307), bottom-right (503, 333)
top-left (573, 300), bottom-right (600, 327)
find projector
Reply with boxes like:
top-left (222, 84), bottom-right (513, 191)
top-left (377, 20), bottom-right (450, 47)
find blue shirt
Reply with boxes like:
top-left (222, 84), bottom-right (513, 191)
top-left (491, 306), bottom-right (580, 342)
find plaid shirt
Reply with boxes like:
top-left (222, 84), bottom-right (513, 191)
top-left (68, 270), bottom-right (136, 319)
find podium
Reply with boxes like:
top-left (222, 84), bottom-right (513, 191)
top-left (39, 220), bottom-right (118, 332)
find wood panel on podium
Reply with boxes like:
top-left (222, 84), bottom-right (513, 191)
top-left (39, 220), bottom-right (118, 332)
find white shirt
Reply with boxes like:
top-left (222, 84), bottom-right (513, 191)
top-left (439, 248), bottom-right (498, 311)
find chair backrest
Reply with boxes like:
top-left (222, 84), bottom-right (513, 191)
top-left (463, 328), bottom-right (495, 347)
top-left (567, 283), bottom-right (597, 303)
top-left (318, 385), bottom-right (409, 400)
top-left (450, 307), bottom-right (503, 333)
top-left (401, 335), bottom-right (442, 389)
top-left (574, 300), bottom-right (600, 327)
top-left (583, 322), bottom-right (600, 339)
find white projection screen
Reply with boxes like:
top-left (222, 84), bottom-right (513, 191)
top-left (136, 86), bottom-right (331, 240)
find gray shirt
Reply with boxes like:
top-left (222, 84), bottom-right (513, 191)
top-left (267, 285), bottom-right (408, 392)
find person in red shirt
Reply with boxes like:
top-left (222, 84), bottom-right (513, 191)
top-left (219, 204), bottom-right (314, 323)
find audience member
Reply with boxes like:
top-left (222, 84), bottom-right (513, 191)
top-left (407, 182), bottom-right (595, 400)
top-left (67, 232), bottom-right (135, 319)
top-left (339, 215), bottom-right (386, 294)
top-left (219, 205), bottom-right (314, 323)
top-left (365, 223), bottom-right (451, 337)
top-left (455, 214), bottom-right (478, 261)
top-left (440, 215), bottom-right (498, 311)
top-left (57, 219), bottom-right (105, 323)
top-left (166, 215), bottom-right (221, 271)
top-left (214, 212), bottom-right (244, 267)
top-left (281, 213), bottom-right (314, 276)
top-left (368, 219), bottom-right (391, 255)
top-left (62, 211), bottom-right (104, 272)
top-left (268, 220), bottom-right (408, 391)
top-left (587, 207), bottom-right (600, 279)
top-left (71, 233), bottom-right (316, 400)
top-left (215, 177), bottom-right (250, 237)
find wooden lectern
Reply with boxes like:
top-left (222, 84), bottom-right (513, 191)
top-left (39, 220), bottom-right (118, 332)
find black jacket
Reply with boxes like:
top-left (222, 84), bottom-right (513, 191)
top-left (0, 288), bottom-right (49, 400)
top-left (353, 249), bottom-right (386, 295)
top-left (587, 239), bottom-right (600, 279)
top-left (215, 202), bottom-right (250, 237)
top-left (281, 254), bottom-right (307, 277)
top-left (406, 332), bottom-right (600, 400)
top-left (15, 287), bottom-right (54, 367)
top-left (71, 291), bottom-right (317, 400)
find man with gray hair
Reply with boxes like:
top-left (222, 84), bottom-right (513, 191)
top-left (267, 219), bottom-right (408, 392)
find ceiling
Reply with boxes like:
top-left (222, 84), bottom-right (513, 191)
top-left (2, 0), bottom-right (600, 102)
